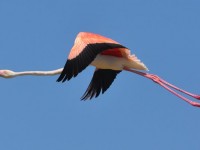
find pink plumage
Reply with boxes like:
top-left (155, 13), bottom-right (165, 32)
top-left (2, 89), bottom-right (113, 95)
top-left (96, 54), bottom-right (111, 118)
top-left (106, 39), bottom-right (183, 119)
top-left (1, 32), bottom-right (199, 107)
top-left (57, 32), bottom-right (147, 100)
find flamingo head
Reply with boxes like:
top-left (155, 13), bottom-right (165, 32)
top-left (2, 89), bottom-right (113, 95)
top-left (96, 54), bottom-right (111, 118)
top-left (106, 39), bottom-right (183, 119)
top-left (0, 70), bottom-right (15, 78)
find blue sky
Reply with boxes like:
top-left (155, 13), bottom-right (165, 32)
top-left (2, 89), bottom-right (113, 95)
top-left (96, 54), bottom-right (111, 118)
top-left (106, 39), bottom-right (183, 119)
top-left (0, 0), bottom-right (200, 150)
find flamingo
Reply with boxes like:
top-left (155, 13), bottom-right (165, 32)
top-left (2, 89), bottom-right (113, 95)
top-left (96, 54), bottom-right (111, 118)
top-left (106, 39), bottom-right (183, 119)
top-left (0, 32), bottom-right (200, 107)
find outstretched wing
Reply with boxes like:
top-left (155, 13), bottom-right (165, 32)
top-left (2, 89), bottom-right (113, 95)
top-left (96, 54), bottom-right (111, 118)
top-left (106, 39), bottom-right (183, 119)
top-left (57, 32), bottom-right (126, 82)
top-left (81, 69), bottom-right (121, 100)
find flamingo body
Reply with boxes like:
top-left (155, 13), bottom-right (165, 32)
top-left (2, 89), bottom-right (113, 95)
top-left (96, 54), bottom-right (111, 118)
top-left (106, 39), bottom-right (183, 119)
top-left (91, 55), bottom-right (147, 70)
top-left (1, 32), bottom-right (200, 107)
top-left (57, 32), bottom-right (148, 100)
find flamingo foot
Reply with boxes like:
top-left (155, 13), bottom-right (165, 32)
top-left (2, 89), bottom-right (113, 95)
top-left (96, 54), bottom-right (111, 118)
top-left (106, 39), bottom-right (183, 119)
top-left (190, 101), bottom-right (200, 107)
top-left (194, 95), bottom-right (200, 100)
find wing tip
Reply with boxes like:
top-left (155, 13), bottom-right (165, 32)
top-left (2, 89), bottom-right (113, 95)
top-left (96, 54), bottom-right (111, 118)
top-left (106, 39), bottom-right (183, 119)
top-left (80, 69), bottom-right (121, 100)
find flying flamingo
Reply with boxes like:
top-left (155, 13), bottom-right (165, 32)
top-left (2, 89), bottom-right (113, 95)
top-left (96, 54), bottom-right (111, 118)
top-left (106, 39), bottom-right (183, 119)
top-left (0, 32), bottom-right (200, 107)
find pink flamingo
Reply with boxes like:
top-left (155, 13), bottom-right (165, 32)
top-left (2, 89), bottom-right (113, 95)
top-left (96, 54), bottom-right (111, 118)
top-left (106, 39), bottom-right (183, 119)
top-left (0, 32), bottom-right (200, 107)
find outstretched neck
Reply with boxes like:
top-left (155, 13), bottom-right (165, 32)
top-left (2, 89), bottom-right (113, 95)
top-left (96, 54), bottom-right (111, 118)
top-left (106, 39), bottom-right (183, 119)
top-left (0, 68), bottom-right (63, 78)
top-left (15, 68), bottom-right (63, 77)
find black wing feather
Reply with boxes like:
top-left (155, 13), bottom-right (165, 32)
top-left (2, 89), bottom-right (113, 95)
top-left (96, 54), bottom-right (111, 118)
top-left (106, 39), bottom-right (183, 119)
top-left (81, 69), bottom-right (121, 100)
top-left (57, 43), bottom-right (126, 82)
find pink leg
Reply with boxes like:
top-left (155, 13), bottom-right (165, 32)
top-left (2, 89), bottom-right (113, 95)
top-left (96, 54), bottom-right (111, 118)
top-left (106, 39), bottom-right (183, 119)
top-left (123, 67), bottom-right (200, 107)
top-left (152, 78), bottom-right (200, 107)
top-left (145, 74), bottom-right (200, 100)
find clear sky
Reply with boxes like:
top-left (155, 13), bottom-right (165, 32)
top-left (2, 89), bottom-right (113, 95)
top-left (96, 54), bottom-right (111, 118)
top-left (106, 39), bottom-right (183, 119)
top-left (0, 0), bottom-right (200, 150)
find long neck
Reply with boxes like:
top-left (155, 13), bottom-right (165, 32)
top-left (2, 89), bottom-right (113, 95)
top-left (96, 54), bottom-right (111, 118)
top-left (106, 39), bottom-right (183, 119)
top-left (14, 68), bottom-right (63, 77)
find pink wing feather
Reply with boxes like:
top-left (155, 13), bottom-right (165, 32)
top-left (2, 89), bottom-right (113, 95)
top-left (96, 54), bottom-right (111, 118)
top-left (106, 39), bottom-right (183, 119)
top-left (68, 32), bottom-right (129, 59)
